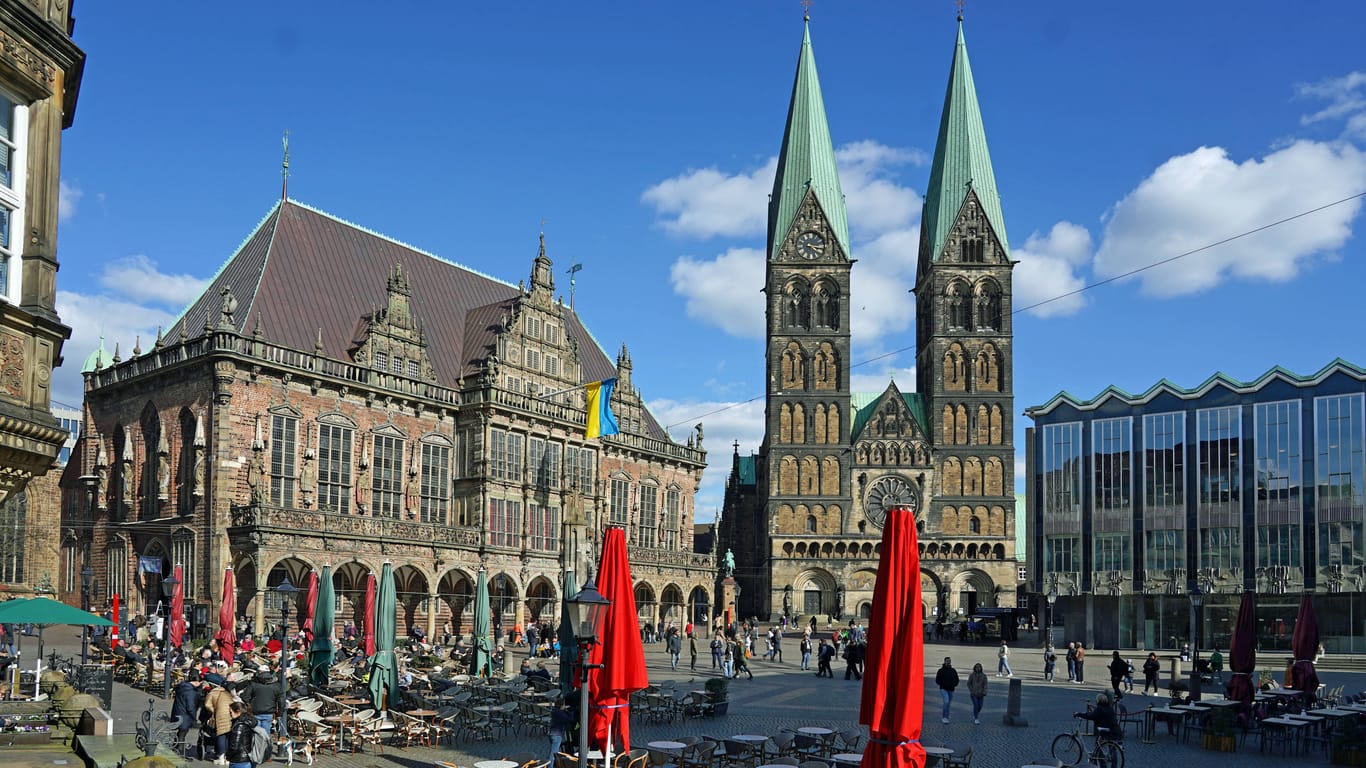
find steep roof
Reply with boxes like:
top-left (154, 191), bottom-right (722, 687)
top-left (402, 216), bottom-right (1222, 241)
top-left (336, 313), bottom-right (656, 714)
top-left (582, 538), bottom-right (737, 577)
top-left (164, 199), bottom-right (619, 386)
top-left (1025, 358), bottom-right (1366, 417)
top-left (921, 20), bottom-right (1009, 266)
top-left (768, 19), bottom-right (849, 261)
top-left (850, 388), bottom-right (928, 441)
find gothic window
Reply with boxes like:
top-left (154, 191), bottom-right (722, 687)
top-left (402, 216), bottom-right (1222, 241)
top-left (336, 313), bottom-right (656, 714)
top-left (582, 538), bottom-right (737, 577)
top-left (177, 408), bottom-right (196, 515)
top-left (171, 530), bottom-right (195, 599)
top-left (0, 490), bottom-right (26, 583)
top-left (420, 441), bottom-right (451, 524)
top-left (664, 489), bottom-right (680, 549)
top-left (944, 281), bottom-right (970, 330)
top-left (781, 342), bottom-right (806, 390)
top-left (801, 456), bottom-right (819, 495)
top-left (985, 457), bottom-right (1004, 496)
top-left (813, 280), bottom-right (840, 329)
top-left (793, 403), bottom-right (806, 443)
top-left (871, 444), bottom-right (883, 465)
top-left (527, 504), bottom-right (559, 551)
top-left (270, 413), bottom-right (298, 507)
top-left (821, 456), bottom-right (840, 495)
top-left (638, 483), bottom-right (658, 547)
top-left (318, 422), bottom-right (353, 513)
top-left (955, 405), bottom-right (969, 445)
top-left (780, 403), bottom-right (793, 443)
top-left (106, 539), bottom-right (127, 604)
top-left (814, 404), bottom-right (827, 444)
top-left (140, 404), bottom-right (160, 520)
top-left (609, 476), bottom-right (630, 527)
top-left (372, 433), bottom-right (406, 518)
top-left (964, 457), bottom-right (983, 496)
top-left (488, 498), bottom-right (522, 548)
top-left (779, 456), bottom-right (799, 495)
top-left (961, 232), bottom-right (984, 263)
top-left (943, 457), bottom-right (962, 496)
top-left (943, 342), bottom-right (966, 391)
top-left (974, 280), bottom-right (1002, 331)
top-left (814, 343), bottom-right (838, 390)
top-left (975, 344), bottom-right (999, 392)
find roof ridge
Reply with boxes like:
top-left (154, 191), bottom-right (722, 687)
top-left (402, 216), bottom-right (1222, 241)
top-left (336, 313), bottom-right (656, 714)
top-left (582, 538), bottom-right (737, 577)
top-left (165, 200), bottom-right (284, 334)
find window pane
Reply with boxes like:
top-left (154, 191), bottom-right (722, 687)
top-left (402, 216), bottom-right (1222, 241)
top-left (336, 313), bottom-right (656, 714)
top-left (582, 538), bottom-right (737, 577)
top-left (372, 434), bottom-right (405, 518)
top-left (420, 442), bottom-right (450, 524)
top-left (318, 424), bottom-right (353, 514)
top-left (270, 416), bottom-right (297, 506)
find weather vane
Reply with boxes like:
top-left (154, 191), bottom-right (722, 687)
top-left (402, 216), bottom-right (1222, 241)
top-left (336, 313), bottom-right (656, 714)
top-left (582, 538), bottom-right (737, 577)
top-left (281, 129), bottom-right (290, 200)
top-left (801, 0), bottom-right (813, 19)
top-left (956, 0), bottom-right (965, 20)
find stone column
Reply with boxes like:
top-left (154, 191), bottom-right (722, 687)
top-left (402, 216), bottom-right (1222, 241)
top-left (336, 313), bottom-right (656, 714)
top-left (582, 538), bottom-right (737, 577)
top-left (426, 587), bottom-right (439, 642)
top-left (254, 569), bottom-right (268, 638)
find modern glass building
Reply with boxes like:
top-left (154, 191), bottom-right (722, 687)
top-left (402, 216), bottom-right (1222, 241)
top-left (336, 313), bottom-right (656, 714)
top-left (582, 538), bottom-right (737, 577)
top-left (1024, 359), bottom-right (1366, 652)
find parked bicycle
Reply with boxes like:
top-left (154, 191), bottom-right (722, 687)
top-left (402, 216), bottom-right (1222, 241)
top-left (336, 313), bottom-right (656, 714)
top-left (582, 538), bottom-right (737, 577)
top-left (1051, 716), bottom-right (1125, 768)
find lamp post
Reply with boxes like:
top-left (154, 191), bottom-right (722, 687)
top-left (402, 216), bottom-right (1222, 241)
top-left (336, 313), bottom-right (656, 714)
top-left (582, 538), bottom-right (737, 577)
top-left (161, 573), bottom-right (180, 699)
top-left (567, 578), bottom-right (610, 762)
top-left (1046, 587), bottom-right (1058, 649)
top-left (81, 566), bottom-right (95, 664)
top-left (1189, 586), bottom-right (1203, 701)
top-left (276, 577), bottom-right (299, 743)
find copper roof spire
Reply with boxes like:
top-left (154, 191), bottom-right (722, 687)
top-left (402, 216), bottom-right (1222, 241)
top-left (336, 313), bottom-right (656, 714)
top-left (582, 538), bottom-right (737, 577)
top-left (281, 129), bottom-right (291, 200)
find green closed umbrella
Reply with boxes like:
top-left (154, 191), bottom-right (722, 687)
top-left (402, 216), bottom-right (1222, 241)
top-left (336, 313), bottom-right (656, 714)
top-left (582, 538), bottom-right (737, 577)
top-left (367, 562), bottom-right (398, 710)
top-left (470, 568), bottom-right (492, 678)
top-left (558, 567), bottom-right (578, 696)
top-left (309, 564), bottom-right (335, 687)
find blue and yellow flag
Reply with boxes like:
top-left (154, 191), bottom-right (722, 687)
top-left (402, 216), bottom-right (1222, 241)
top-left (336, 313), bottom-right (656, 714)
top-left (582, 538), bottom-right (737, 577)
top-left (585, 377), bottom-right (620, 439)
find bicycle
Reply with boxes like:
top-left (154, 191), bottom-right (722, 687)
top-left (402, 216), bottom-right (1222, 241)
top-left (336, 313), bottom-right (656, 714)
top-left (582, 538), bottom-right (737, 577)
top-left (1051, 716), bottom-right (1125, 768)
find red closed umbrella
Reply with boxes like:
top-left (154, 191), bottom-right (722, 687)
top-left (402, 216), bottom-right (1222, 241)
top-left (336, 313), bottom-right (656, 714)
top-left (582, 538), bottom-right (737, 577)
top-left (1290, 594), bottom-right (1320, 706)
top-left (1226, 591), bottom-right (1257, 709)
top-left (215, 567), bottom-right (237, 665)
top-left (362, 573), bottom-right (377, 658)
top-left (111, 593), bottom-right (120, 649)
top-left (587, 527), bottom-right (649, 757)
top-left (860, 506), bottom-right (926, 768)
top-left (169, 564), bottom-right (186, 649)
top-left (302, 571), bottom-right (319, 644)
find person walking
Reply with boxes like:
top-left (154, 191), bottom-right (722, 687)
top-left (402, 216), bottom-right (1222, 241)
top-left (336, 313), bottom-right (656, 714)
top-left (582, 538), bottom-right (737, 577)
top-left (245, 668), bottom-right (283, 734)
top-left (1141, 652), bottom-right (1161, 695)
top-left (1074, 642), bottom-right (1087, 683)
top-left (1108, 651), bottom-right (1128, 700)
top-left (203, 679), bottom-right (235, 765)
top-left (967, 662), bottom-right (988, 725)
top-left (224, 701), bottom-right (257, 768)
top-left (816, 639), bottom-right (835, 678)
top-left (731, 637), bottom-right (753, 680)
top-left (171, 669), bottom-right (203, 758)
top-left (799, 633), bottom-right (813, 671)
top-left (1066, 642), bottom-right (1077, 682)
top-left (666, 628), bottom-right (682, 671)
top-left (710, 634), bottom-right (725, 671)
top-left (771, 627), bottom-right (783, 663)
top-left (1043, 645), bottom-right (1057, 682)
top-left (936, 657), bottom-right (960, 724)
top-left (721, 638), bottom-right (735, 679)
top-left (997, 640), bottom-right (1013, 677)
top-left (688, 632), bottom-right (698, 672)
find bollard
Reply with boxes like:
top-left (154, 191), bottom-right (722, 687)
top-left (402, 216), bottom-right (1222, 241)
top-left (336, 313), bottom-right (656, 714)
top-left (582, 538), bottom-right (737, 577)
top-left (1168, 656), bottom-right (1182, 687)
top-left (1002, 677), bottom-right (1029, 727)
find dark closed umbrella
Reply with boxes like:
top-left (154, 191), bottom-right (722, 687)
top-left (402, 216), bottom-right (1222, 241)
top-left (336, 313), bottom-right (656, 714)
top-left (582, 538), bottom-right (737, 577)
top-left (302, 570), bottom-right (319, 644)
top-left (362, 573), bottom-right (376, 658)
top-left (309, 564), bottom-right (335, 687)
top-left (587, 527), bottom-right (648, 756)
top-left (859, 506), bottom-right (925, 768)
top-left (1290, 593), bottom-right (1320, 706)
top-left (367, 562), bottom-right (398, 710)
top-left (216, 567), bottom-right (237, 665)
top-left (169, 564), bottom-right (186, 648)
top-left (471, 568), bottom-right (493, 678)
top-left (1226, 590), bottom-right (1257, 707)
top-left (558, 567), bottom-right (579, 697)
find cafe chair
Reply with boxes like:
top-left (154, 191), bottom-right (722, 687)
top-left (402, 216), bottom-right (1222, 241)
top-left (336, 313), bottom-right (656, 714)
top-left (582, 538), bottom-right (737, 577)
top-left (835, 729), bottom-right (862, 754)
top-left (679, 741), bottom-right (718, 768)
top-left (943, 746), bottom-right (973, 768)
top-left (721, 739), bottom-right (759, 768)
top-left (505, 752), bottom-right (540, 768)
top-left (614, 749), bottom-right (649, 768)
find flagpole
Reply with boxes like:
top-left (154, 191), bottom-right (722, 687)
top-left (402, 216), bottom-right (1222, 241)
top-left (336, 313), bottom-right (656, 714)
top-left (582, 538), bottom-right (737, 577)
top-left (539, 381), bottom-right (595, 400)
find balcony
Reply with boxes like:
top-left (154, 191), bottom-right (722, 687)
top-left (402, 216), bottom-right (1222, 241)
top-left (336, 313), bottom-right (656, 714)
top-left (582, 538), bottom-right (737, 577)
top-left (229, 503), bottom-right (480, 548)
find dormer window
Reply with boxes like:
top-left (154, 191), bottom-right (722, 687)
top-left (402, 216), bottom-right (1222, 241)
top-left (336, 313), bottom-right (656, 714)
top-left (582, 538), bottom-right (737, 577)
top-left (374, 352), bottom-right (388, 369)
top-left (407, 359), bottom-right (420, 378)
top-left (392, 356), bottom-right (404, 373)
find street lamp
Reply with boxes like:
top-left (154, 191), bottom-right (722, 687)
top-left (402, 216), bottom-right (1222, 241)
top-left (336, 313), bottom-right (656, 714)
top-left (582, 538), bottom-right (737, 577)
top-left (80, 566), bottom-right (95, 664)
top-left (1046, 587), bottom-right (1058, 649)
top-left (161, 573), bottom-right (180, 699)
top-left (1189, 586), bottom-right (1203, 701)
top-left (567, 578), bottom-right (610, 761)
top-left (276, 577), bottom-right (299, 743)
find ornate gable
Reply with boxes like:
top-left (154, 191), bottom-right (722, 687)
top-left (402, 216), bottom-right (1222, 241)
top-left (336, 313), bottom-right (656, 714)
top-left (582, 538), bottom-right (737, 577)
top-left (350, 263), bottom-right (437, 381)
top-left (852, 384), bottom-right (931, 468)
top-left (939, 188), bottom-right (1008, 266)
top-left (775, 188), bottom-right (850, 264)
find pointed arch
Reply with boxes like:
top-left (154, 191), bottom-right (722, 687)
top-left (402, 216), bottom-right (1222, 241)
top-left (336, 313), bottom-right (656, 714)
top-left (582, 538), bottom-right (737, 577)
top-left (780, 342), bottom-right (806, 390)
top-left (792, 402), bottom-right (806, 443)
top-left (140, 402), bottom-right (161, 521)
top-left (813, 279), bottom-right (840, 329)
top-left (820, 456), bottom-right (840, 495)
top-left (177, 407), bottom-right (196, 515)
top-left (854, 442), bottom-right (867, 463)
top-left (942, 457), bottom-right (962, 496)
top-left (985, 457), bottom-right (1004, 496)
top-left (779, 456), bottom-right (798, 495)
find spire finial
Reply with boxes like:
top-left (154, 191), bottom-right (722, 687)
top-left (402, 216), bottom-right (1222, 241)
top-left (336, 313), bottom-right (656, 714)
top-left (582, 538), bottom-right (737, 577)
top-left (281, 129), bottom-right (291, 200)
top-left (801, 0), bottom-right (812, 21)
top-left (956, 0), bottom-right (964, 22)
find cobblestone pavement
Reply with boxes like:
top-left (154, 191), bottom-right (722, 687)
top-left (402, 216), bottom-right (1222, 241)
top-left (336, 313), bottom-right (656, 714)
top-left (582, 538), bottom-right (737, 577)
top-left (29, 626), bottom-right (1366, 768)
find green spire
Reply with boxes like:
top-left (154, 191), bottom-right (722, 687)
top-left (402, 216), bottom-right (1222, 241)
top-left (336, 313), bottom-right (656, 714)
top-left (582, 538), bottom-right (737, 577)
top-left (81, 335), bottom-right (108, 373)
top-left (922, 19), bottom-right (1009, 265)
top-left (769, 19), bottom-right (849, 261)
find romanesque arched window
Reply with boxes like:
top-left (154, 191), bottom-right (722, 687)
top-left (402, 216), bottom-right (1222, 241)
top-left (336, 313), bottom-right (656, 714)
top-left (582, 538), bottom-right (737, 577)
top-left (781, 342), bottom-right (806, 390)
top-left (821, 456), bottom-right (840, 495)
top-left (977, 405), bottom-right (991, 445)
top-left (985, 457), bottom-right (1004, 496)
top-left (825, 403), bottom-right (840, 443)
top-left (800, 456), bottom-right (819, 495)
top-left (792, 403), bottom-right (806, 443)
top-left (943, 343), bottom-right (966, 392)
top-left (964, 457), bottom-right (983, 495)
top-left (814, 343), bottom-right (838, 391)
top-left (954, 405), bottom-right (969, 445)
top-left (969, 516), bottom-right (981, 534)
top-left (779, 456), bottom-right (799, 495)
top-left (975, 343), bottom-right (999, 392)
top-left (807, 515), bottom-right (818, 533)
top-left (780, 403), bottom-right (793, 443)
top-left (945, 281), bottom-right (971, 330)
top-left (940, 506), bottom-right (957, 534)
top-left (814, 404), bottom-right (828, 444)
top-left (974, 279), bottom-right (1002, 330)
top-left (990, 404), bottom-right (1004, 445)
top-left (942, 457), bottom-right (962, 496)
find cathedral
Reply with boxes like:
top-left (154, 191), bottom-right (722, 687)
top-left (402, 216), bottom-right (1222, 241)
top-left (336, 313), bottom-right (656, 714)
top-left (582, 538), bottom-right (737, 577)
top-left (718, 16), bottom-right (1019, 625)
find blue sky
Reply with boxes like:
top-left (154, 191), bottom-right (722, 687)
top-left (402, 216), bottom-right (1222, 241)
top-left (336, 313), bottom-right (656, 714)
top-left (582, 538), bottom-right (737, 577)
top-left (54, 2), bottom-right (1366, 520)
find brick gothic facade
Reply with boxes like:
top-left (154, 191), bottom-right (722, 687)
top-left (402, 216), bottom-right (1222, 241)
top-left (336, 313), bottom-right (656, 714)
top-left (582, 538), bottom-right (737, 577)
top-left (719, 19), bottom-right (1018, 625)
top-left (61, 201), bottom-right (710, 638)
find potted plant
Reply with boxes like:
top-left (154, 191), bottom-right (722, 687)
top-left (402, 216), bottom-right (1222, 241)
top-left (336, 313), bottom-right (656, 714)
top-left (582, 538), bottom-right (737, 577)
top-left (1200, 706), bottom-right (1237, 752)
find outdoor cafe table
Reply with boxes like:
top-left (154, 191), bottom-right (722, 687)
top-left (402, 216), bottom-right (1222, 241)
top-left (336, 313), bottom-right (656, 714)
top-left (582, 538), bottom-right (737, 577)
top-left (798, 727), bottom-right (834, 736)
top-left (1144, 707), bottom-right (1186, 742)
top-left (323, 713), bottom-right (356, 752)
top-left (473, 762), bottom-right (519, 768)
top-left (1310, 708), bottom-right (1360, 719)
top-left (832, 754), bottom-right (863, 766)
top-left (1261, 717), bottom-right (1311, 754)
top-left (733, 734), bottom-right (769, 745)
top-left (1199, 699), bottom-right (1241, 708)
top-left (647, 741), bottom-right (686, 751)
top-left (923, 746), bottom-right (954, 767)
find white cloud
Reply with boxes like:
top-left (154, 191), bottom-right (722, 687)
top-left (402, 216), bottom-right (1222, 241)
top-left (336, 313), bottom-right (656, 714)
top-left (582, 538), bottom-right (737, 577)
top-left (1298, 71), bottom-right (1366, 139)
top-left (641, 161), bottom-right (774, 239)
top-left (669, 247), bottom-right (765, 339)
top-left (97, 255), bottom-right (210, 307)
top-left (850, 365), bottom-right (916, 394)
top-left (59, 181), bottom-right (82, 222)
top-left (1093, 141), bottom-right (1366, 296)
top-left (1012, 221), bottom-right (1093, 317)
top-left (650, 396), bottom-right (766, 522)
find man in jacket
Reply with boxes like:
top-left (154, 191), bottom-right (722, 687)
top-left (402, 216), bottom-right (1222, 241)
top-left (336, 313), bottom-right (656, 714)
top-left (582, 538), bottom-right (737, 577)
top-left (843, 641), bottom-right (864, 680)
top-left (816, 639), bottom-right (835, 678)
top-left (936, 657), bottom-right (960, 724)
top-left (245, 669), bottom-right (283, 734)
top-left (171, 669), bottom-right (203, 757)
top-left (225, 701), bottom-right (257, 768)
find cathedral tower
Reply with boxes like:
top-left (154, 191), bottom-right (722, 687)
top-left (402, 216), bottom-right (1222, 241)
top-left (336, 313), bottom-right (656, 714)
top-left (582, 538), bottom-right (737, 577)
top-left (760, 18), bottom-right (854, 619)
top-left (915, 18), bottom-right (1017, 611)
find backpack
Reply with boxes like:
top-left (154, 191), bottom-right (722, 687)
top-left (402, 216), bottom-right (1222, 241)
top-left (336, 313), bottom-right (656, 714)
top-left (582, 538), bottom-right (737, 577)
top-left (1126, 660), bottom-right (1135, 675)
top-left (249, 724), bottom-right (272, 765)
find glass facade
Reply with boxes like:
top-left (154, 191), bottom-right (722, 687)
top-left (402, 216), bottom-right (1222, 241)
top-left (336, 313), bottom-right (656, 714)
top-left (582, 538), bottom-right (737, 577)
top-left (1041, 422), bottom-right (1082, 572)
top-left (1142, 412), bottom-right (1185, 570)
top-left (1255, 401), bottom-right (1301, 567)
top-left (1316, 394), bottom-right (1364, 568)
top-left (1197, 406), bottom-right (1241, 571)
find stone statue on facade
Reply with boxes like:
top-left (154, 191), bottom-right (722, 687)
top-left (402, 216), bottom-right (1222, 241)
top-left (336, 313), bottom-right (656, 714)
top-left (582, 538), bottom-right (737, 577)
top-left (299, 448), bottom-right (318, 508)
top-left (355, 447), bottom-right (371, 514)
top-left (96, 442), bottom-right (109, 511)
top-left (156, 434), bottom-right (170, 501)
top-left (192, 447), bottom-right (205, 498)
top-left (246, 451), bottom-right (266, 505)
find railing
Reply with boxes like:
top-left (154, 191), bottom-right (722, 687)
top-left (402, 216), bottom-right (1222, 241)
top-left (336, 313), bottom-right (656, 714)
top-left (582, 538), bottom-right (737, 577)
top-left (230, 504), bottom-right (481, 547)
